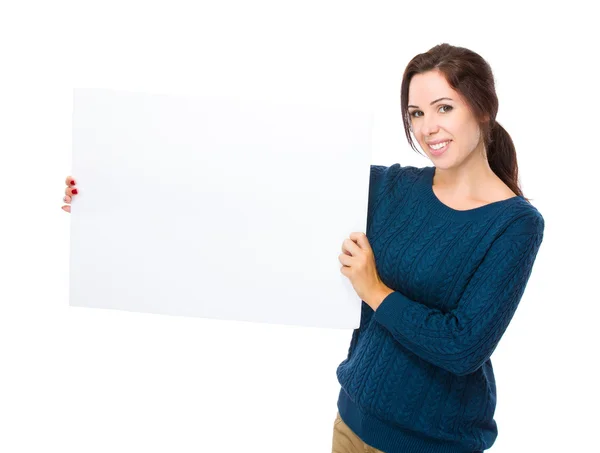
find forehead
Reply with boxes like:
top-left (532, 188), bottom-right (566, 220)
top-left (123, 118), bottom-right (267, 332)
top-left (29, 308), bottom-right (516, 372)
top-left (408, 70), bottom-right (459, 104)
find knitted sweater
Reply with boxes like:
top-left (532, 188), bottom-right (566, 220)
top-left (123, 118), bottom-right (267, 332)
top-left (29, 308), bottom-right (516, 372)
top-left (336, 164), bottom-right (544, 453)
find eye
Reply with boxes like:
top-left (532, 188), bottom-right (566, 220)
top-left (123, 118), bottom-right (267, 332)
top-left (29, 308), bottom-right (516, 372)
top-left (409, 104), bottom-right (453, 118)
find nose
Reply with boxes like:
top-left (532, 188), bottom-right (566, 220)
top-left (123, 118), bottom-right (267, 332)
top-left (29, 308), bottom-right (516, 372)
top-left (422, 115), bottom-right (440, 137)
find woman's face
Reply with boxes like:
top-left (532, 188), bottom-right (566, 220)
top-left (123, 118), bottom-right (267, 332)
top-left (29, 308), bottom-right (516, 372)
top-left (407, 70), bottom-right (484, 169)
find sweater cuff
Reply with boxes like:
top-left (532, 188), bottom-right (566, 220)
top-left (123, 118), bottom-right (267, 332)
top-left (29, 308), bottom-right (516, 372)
top-left (374, 290), bottom-right (422, 338)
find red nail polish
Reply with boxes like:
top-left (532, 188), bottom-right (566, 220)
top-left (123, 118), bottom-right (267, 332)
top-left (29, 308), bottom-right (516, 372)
top-left (70, 180), bottom-right (76, 185)
top-left (72, 189), bottom-right (78, 194)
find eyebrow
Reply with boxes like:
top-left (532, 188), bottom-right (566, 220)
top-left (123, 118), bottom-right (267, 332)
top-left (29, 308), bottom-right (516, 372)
top-left (407, 97), bottom-right (454, 109)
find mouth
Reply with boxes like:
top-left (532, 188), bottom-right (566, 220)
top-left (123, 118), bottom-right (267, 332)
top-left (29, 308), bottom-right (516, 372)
top-left (428, 140), bottom-right (451, 156)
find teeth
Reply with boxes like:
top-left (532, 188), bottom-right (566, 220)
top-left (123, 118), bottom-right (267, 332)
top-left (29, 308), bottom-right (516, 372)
top-left (430, 141), bottom-right (449, 150)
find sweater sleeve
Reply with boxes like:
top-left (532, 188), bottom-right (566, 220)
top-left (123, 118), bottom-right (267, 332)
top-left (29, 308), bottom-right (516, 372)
top-left (373, 212), bottom-right (545, 376)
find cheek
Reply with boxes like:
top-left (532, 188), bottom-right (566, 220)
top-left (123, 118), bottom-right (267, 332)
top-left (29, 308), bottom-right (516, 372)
top-left (411, 123), bottom-right (426, 142)
top-left (464, 125), bottom-right (481, 148)
top-left (459, 118), bottom-right (481, 140)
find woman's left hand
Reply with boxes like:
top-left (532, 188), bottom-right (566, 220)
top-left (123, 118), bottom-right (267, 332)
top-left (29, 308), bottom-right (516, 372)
top-left (339, 232), bottom-right (394, 310)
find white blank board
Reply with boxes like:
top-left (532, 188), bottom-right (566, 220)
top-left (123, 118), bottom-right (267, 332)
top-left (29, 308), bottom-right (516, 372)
top-left (69, 88), bottom-right (373, 329)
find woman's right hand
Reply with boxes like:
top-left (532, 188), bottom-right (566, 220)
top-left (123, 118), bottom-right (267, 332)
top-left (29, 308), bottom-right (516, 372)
top-left (62, 176), bottom-right (78, 213)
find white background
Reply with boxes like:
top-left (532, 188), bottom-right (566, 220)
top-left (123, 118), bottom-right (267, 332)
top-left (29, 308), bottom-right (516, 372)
top-left (1, 1), bottom-right (597, 452)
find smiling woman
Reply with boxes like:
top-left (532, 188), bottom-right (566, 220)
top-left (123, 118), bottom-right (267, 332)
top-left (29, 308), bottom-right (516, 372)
top-left (401, 44), bottom-right (521, 204)
top-left (333, 43), bottom-right (543, 453)
top-left (406, 72), bottom-right (497, 180)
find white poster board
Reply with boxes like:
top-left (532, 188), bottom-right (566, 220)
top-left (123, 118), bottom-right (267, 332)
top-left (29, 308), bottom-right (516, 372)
top-left (69, 88), bottom-right (373, 329)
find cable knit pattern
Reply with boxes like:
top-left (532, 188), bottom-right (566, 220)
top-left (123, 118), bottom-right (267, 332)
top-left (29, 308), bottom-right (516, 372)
top-left (336, 164), bottom-right (544, 453)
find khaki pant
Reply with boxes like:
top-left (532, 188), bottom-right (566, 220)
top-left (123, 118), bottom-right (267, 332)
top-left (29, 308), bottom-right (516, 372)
top-left (331, 412), bottom-right (385, 453)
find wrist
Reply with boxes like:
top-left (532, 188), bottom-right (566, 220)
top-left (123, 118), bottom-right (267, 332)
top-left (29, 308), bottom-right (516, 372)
top-left (369, 284), bottom-right (394, 311)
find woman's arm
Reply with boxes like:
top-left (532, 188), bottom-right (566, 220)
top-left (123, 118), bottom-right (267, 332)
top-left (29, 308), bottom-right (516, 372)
top-left (373, 212), bottom-right (545, 376)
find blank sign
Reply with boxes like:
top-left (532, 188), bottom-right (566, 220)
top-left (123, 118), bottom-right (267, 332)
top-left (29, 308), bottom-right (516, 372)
top-left (69, 88), bottom-right (373, 329)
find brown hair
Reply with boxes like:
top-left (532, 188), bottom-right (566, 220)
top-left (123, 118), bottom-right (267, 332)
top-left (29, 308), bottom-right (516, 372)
top-left (400, 43), bottom-right (526, 199)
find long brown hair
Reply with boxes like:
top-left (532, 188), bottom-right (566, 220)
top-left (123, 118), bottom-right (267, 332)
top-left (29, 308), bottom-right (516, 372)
top-left (400, 43), bottom-right (525, 199)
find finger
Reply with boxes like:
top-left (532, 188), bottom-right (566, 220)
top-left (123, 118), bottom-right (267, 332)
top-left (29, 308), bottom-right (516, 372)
top-left (65, 186), bottom-right (78, 196)
top-left (341, 243), bottom-right (352, 255)
top-left (338, 253), bottom-right (353, 266)
top-left (340, 265), bottom-right (349, 277)
top-left (343, 238), bottom-right (361, 256)
top-left (63, 195), bottom-right (72, 204)
top-left (65, 176), bottom-right (76, 187)
top-left (62, 205), bottom-right (71, 213)
top-left (349, 232), bottom-right (370, 250)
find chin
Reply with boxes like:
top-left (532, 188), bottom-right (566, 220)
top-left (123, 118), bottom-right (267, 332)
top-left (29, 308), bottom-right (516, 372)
top-left (429, 156), bottom-right (456, 170)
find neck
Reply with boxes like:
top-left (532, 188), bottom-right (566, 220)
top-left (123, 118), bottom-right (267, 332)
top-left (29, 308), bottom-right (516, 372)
top-left (433, 144), bottom-right (497, 197)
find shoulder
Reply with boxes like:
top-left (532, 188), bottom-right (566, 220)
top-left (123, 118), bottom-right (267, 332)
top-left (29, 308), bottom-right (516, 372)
top-left (502, 200), bottom-right (545, 237)
top-left (370, 163), bottom-right (426, 186)
top-left (507, 201), bottom-right (545, 234)
top-left (475, 202), bottom-right (546, 268)
top-left (368, 163), bottom-right (428, 206)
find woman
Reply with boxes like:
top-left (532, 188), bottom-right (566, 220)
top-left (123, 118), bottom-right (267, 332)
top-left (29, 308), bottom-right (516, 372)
top-left (62, 43), bottom-right (544, 453)
top-left (330, 44), bottom-right (544, 453)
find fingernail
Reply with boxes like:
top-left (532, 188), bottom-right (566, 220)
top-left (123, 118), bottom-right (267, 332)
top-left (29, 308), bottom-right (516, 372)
top-left (70, 180), bottom-right (76, 185)
top-left (72, 189), bottom-right (78, 194)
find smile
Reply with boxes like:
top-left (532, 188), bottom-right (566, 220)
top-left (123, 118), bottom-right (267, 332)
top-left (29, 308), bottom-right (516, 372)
top-left (428, 140), bottom-right (451, 156)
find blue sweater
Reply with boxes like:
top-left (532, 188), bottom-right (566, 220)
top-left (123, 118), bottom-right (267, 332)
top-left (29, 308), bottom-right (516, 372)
top-left (336, 164), bottom-right (544, 453)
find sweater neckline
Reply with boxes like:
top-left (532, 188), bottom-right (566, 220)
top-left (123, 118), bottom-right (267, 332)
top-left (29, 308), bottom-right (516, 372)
top-left (417, 166), bottom-right (525, 221)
